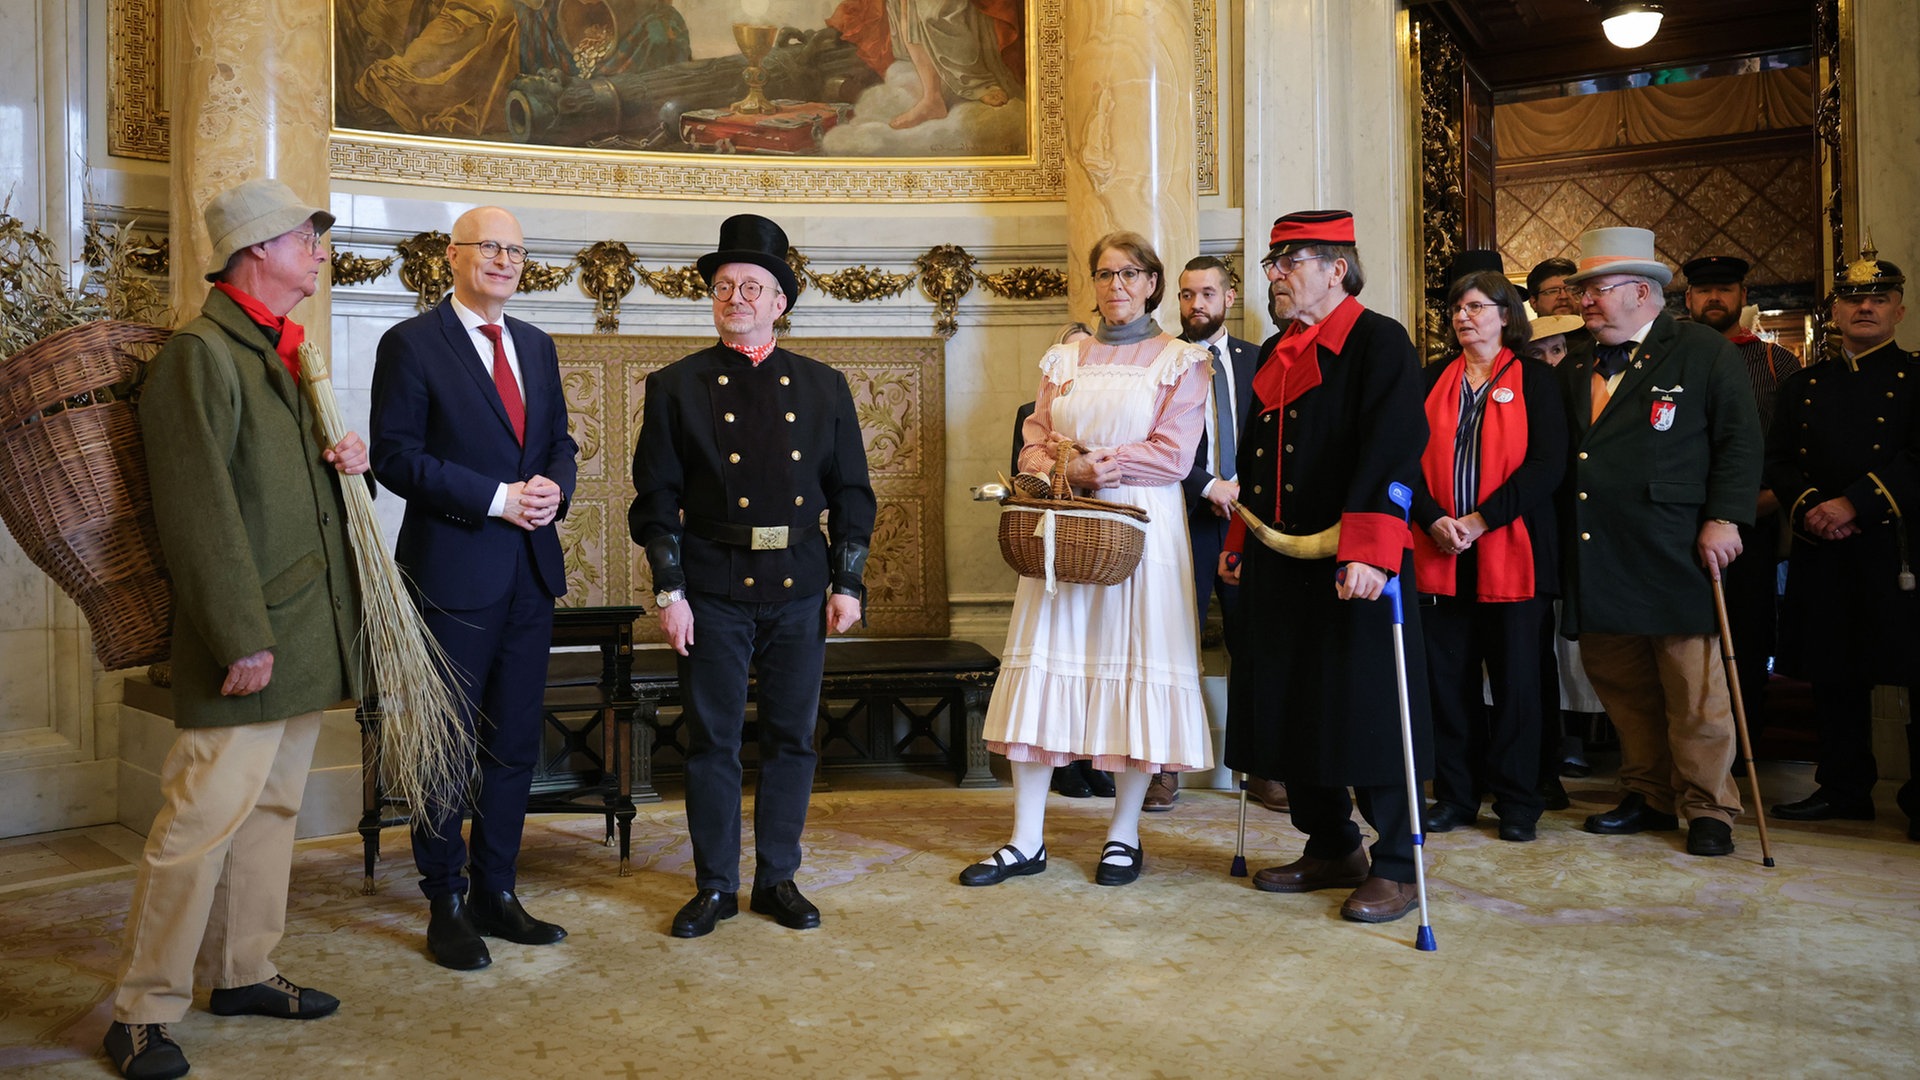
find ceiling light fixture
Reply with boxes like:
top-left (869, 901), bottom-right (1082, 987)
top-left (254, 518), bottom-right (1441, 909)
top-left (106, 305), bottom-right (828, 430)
top-left (1601, 1), bottom-right (1664, 49)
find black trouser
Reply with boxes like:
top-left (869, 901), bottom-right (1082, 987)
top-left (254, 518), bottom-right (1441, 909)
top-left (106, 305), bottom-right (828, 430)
top-left (679, 592), bottom-right (826, 893)
top-left (411, 544), bottom-right (554, 898)
top-left (1422, 594), bottom-right (1548, 824)
top-left (1289, 782), bottom-right (1416, 883)
top-left (1811, 681), bottom-right (1882, 801)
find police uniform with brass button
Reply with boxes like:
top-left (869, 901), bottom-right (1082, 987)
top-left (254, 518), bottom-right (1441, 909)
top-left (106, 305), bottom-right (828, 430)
top-left (630, 214), bottom-right (876, 935)
top-left (1765, 252), bottom-right (1919, 833)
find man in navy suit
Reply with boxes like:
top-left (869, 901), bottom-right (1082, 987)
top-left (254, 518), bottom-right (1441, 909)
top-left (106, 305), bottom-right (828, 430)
top-left (1142, 256), bottom-right (1273, 812)
top-left (370, 205), bottom-right (579, 970)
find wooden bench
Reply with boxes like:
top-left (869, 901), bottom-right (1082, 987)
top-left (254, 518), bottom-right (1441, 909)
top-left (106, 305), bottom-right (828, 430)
top-left (358, 606), bottom-right (998, 885)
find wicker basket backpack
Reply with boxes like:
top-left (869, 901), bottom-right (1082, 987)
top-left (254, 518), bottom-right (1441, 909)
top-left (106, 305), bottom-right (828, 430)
top-left (0, 320), bottom-right (173, 668)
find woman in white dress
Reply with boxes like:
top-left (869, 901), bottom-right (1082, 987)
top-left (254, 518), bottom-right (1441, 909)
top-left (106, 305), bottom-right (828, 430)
top-left (964, 231), bottom-right (1214, 887)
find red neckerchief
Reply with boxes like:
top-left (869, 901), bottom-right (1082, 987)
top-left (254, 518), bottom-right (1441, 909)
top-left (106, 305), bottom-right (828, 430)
top-left (214, 283), bottom-right (304, 379)
top-left (723, 338), bottom-right (777, 365)
top-left (1411, 350), bottom-right (1536, 601)
top-left (1728, 329), bottom-right (1760, 345)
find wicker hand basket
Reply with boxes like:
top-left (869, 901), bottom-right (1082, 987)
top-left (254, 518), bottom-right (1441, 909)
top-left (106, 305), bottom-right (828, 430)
top-left (0, 320), bottom-right (173, 669)
top-left (997, 444), bottom-right (1150, 590)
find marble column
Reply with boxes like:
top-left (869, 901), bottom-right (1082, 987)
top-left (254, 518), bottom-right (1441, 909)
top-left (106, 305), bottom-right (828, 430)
top-left (1241, 0), bottom-right (1411, 337)
top-left (1850, 0), bottom-right (1918, 778)
top-left (166, 0), bottom-right (331, 353)
top-left (1062, 0), bottom-right (1197, 322)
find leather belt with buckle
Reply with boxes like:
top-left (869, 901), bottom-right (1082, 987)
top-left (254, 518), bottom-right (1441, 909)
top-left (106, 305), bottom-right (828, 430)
top-left (686, 514), bottom-right (798, 550)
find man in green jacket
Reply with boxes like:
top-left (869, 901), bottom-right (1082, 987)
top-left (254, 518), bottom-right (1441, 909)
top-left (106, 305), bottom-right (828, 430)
top-left (1558, 227), bottom-right (1763, 859)
top-left (104, 179), bottom-right (366, 1080)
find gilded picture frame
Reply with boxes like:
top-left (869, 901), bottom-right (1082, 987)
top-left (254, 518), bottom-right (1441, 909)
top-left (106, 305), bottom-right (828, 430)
top-left (110, 0), bottom-right (1219, 203)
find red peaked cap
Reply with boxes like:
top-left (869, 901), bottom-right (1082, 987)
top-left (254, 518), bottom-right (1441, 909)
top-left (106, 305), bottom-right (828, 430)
top-left (1268, 210), bottom-right (1356, 252)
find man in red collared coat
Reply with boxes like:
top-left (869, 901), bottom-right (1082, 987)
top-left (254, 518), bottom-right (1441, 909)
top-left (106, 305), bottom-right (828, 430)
top-left (1220, 211), bottom-right (1433, 925)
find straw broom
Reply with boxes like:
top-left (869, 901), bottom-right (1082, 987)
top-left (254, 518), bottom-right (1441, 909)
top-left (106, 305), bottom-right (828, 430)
top-left (297, 341), bottom-right (474, 837)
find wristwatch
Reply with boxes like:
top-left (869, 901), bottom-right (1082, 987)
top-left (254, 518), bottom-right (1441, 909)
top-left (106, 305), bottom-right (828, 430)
top-left (654, 588), bottom-right (685, 609)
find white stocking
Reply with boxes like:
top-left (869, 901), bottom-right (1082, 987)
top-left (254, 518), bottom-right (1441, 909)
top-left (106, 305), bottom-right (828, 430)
top-left (981, 759), bottom-right (1053, 863)
top-left (1104, 770), bottom-right (1152, 863)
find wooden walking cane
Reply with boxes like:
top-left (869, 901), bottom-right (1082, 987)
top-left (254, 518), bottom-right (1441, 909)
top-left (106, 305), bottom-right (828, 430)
top-left (1711, 576), bottom-right (1776, 868)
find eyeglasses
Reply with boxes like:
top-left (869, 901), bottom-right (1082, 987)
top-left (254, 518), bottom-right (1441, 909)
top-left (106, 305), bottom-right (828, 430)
top-left (288, 230), bottom-right (328, 255)
top-left (1575, 280), bottom-right (1639, 302)
top-left (1092, 266), bottom-right (1150, 287)
top-left (709, 279), bottom-right (780, 302)
top-left (1452, 301), bottom-right (1501, 317)
top-left (1533, 284), bottom-right (1571, 299)
top-left (451, 240), bottom-right (529, 264)
top-left (1262, 253), bottom-right (1329, 275)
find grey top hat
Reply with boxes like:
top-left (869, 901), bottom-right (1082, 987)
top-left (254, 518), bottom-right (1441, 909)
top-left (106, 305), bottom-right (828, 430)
top-left (202, 179), bottom-right (334, 282)
top-left (1563, 227), bottom-right (1672, 288)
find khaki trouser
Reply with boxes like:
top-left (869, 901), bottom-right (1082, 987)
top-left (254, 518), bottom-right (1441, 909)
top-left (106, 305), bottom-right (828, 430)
top-left (112, 710), bottom-right (323, 1023)
top-left (1579, 633), bottom-right (1743, 825)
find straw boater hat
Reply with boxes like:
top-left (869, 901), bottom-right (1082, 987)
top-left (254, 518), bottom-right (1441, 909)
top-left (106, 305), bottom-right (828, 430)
top-left (1529, 314), bottom-right (1586, 341)
top-left (201, 178), bottom-right (333, 282)
top-left (1562, 226), bottom-right (1672, 288)
top-left (697, 213), bottom-right (801, 311)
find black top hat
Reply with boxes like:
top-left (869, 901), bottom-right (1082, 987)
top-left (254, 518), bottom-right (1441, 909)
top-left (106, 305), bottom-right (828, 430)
top-left (1429, 249), bottom-right (1510, 300)
top-left (697, 214), bottom-right (801, 312)
top-left (1681, 255), bottom-right (1750, 287)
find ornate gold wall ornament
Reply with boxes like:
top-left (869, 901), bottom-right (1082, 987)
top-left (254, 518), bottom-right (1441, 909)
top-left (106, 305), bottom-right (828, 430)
top-left (578, 241), bottom-right (638, 334)
top-left (1813, 0), bottom-right (1859, 358)
top-left (108, 0), bottom-right (167, 161)
top-left (793, 250), bottom-right (916, 304)
top-left (517, 258), bottom-right (578, 294)
top-left (329, 249), bottom-right (396, 287)
top-left (1410, 13), bottom-right (1468, 362)
top-left (635, 265), bottom-right (710, 301)
top-left (977, 266), bottom-right (1068, 301)
top-left (396, 232), bottom-right (453, 312)
top-left (1192, 0), bottom-right (1219, 197)
top-left (916, 245), bottom-right (978, 339)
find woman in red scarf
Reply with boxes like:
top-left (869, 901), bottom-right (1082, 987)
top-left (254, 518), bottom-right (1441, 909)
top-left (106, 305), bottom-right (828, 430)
top-left (1411, 272), bottom-right (1569, 842)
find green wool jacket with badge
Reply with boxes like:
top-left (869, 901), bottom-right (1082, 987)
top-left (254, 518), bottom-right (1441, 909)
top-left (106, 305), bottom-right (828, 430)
top-left (1559, 312), bottom-right (1763, 637)
top-left (138, 287), bottom-right (363, 727)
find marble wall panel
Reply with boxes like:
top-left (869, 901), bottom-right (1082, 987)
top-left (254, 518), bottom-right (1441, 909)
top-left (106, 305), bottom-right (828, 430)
top-left (1854, 0), bottom-right (1920, 283)
top-left (0, 629), bottom-right (51, 738)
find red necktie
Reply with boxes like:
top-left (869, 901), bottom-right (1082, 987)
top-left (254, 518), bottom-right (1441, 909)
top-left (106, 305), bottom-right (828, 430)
top-left (478, 324), bottom-right (525, 445)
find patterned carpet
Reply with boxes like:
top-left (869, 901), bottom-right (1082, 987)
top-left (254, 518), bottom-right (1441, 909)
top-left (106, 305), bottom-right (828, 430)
top-left (2, 782), bottom-right (1916, 1078)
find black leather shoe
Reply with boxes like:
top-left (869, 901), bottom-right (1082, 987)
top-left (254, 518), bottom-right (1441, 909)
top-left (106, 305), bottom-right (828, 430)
top-left (208, 973), bottom-right (339, 1019)
top-left (103, 1022), bottom-right (189, 1080)
top-left (1497, 819), bottom-right (1537, 843)
top-left (1051, 765), bottom-right (1092, 798)
top-left (1079, 761), bottom-right (1116, 798)
top-left (1583, 793), bottom-right (1680, 835)
top-left (1771, 792), bottom-right (1875, 821)
top-left (1539, 775), bottom-right (1571, 812)
top-left (958, 843), bottom-right (1047, 886)
top-left (1686, 817), bottom-right (1735, 856)
top-left (426, 893), bottom-right (491, 970)
top-left (750, 880), bottom-right (822, 930)
top-left (1423, 802), bottom-right (1477, 833)
top-left (468, 890), bottom-right (567, 945)
top-left (670, 889), bottom-right (738, 938)
top-left (1093, 840), bottom-right (1143, 886)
